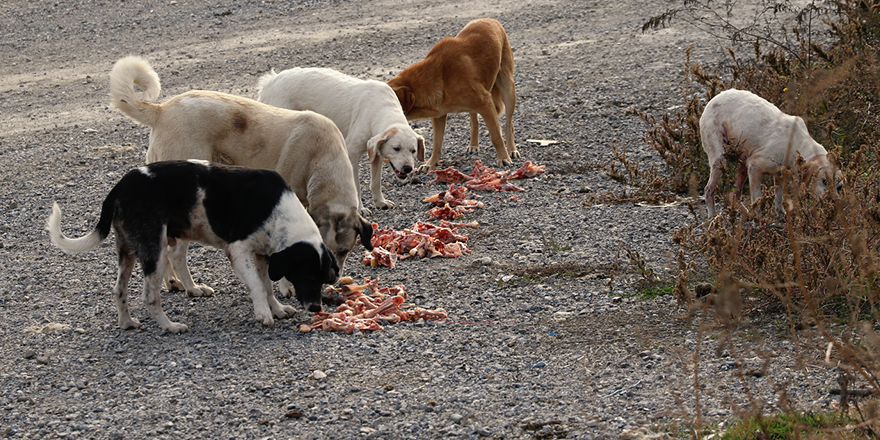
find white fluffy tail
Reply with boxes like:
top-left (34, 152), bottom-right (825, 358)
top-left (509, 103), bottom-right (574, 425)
top-left (46, 202), bottom-right (105, 255)
top-left (109, 56), bottom-right (162, 127)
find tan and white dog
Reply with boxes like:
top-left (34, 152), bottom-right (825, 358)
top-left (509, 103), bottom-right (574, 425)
top-left (257, 67), bottom-right (425, 215)
top-left (109, 56), bottom-right (372, 298)
top-left (700, 89), bottom-right (843, 218)
top-left (388, 18), bottom-right (518, 171)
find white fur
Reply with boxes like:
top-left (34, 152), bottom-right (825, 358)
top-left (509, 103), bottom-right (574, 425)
top-left (257, 67), bottom-right (425, 215)
top-left (108, 56), bottom-right (369, 298)
top-left (700, 89), bottom-right (842, 217)
top-left (46, 165), bottom-right (325, 332)
top-left (46, 203), bottom-right (103, 255)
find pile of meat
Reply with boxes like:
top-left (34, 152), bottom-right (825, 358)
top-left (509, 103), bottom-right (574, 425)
top-left (362, 220), bottom-right (476, 268)
top-left (424, 184), bottom-right (485, 220)
top-left (362, 160), bottom-right (546, 267)
top-left (302, 277), bottom-right (448, 333)
top-left (430, 159), bottom-right (546, 191)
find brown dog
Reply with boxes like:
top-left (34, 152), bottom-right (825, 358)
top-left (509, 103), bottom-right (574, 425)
top-left (388, 18), bottom-right (518, 172)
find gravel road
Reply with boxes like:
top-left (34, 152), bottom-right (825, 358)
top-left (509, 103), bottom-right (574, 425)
top-left (0, 0), bottom-right (841, 439)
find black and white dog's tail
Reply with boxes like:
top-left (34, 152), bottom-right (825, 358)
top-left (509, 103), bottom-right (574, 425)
top-left (47, 192), bottom-right (116, 255)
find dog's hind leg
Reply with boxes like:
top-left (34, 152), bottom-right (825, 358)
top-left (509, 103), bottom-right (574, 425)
top-left (113, 238), bottom-right (141, 330)
top-left (166, 239), bottom-right (215, 297)
top-left (141, 233), bottom-right (188, 333)
top-left (496, 68), bottom-right (518, 159)
top-left (704, 161), bottom-right (723, 218)
top-left (254, 255), bottom-right (296, 319)
top-left (477, 102), bottom-right (513, 167)
top-left (419, 115), bottom-right (448, 172)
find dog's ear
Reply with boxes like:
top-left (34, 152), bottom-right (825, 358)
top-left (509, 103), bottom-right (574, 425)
top-left (356, 216), bottom-right (374, 251)
top-left (268, 248), bottom-right (294, 282)
top-left (367, 131), bottom-right (392, 164)
top-left (321, 243), bottom-right (339, 284)
top-left (268, 244), bottom-right (318, 282)
top-left (392, 86), bottom-right (414, 114)
top-left (416, 135), bottom-right (426, 162)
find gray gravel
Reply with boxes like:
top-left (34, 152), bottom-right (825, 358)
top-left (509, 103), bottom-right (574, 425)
top-left (1, 0), bottom-right (842, 439)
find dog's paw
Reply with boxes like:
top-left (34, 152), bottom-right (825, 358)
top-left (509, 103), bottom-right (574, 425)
top-left (187, 284), bottom-right (215, 297)
top-left (272, 304), bottom-right (297, 319)
top-left (509, 149), bottom-right (521, 159)
top-left (165, 278), bottom-right (186, 292)
top-left (162, 322), bottom-right (189, 334)
top-left (417, 163), bottom-right (438, 173)
top-left (496, 156), bottom-right (513, 167)
top-left (255, 311), bottom-right (275, 326)
top-left (278, 281), bottom-right (295, 298)
top-left (359, 206), bottom-right (373, 217)
top-left (374, 199), bottom-right (395, 210)
top-left (118, 317), bottom-right (142, 330)
top-left (466, 144), bottom-right (481, 154)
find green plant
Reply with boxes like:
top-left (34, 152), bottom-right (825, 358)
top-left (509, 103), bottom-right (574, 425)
top-left (717, 411), bottom-right (862, 439)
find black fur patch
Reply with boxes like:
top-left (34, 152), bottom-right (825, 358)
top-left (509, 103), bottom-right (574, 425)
top-left (105, 160), bottom-right (290, 272)
top-left (268, 242), bottom-right (339, 308)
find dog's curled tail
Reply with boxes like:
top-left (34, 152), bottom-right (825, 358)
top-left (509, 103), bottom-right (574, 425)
top-left (47, 199), bottom-right (114, 255)
top-left (109, 56), bottom-right (162, 127)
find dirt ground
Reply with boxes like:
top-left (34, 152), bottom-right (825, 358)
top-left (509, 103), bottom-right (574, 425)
top-left (0, 0), bottom-right (843, 439)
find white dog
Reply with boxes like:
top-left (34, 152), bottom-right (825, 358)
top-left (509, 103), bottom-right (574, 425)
top-left (257, 67), bottom-right (425, 215)
top-left (109, 56), bottom-right (373, 299)
top-left (700, 89), bottom-right (842, 217)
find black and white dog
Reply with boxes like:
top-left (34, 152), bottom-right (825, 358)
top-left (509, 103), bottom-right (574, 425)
top-left (47, 160), bottom-right (338, 333)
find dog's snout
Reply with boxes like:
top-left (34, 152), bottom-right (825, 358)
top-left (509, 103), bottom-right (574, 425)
top-left (402, 165), bottom-right (413, 174)
top-left (308, 303), bottom-right (323, 313)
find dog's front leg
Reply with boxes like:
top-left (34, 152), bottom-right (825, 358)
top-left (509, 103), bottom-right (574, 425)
top-left (350, 150), bottom-right (372, 216)
top-left (747, 164), bottom-right (768, 214)
top-left (226, 244), bottom-right (274, 326)
top-left (370, 155), bottom-right (394, 210)
top-left (467, 112), bottom-right (481, 153)
top-left (419, 115), bottom-right (448, 172)
top-left (254, 255), bottom-right (297, 319)
top-left (278, 278), bottom-right (296, 298)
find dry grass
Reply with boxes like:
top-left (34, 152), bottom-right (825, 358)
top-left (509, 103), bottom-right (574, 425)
top-left (628, 0), bottom-right (880, 436)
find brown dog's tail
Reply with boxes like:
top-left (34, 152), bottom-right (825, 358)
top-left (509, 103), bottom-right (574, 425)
top-left (109, 56), bottom-right (162, 127)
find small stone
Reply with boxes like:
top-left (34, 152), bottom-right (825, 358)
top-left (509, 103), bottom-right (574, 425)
top-left (22, 350), bottom-right (36, 359)
top-left (450, 413), bottom-right (464, 424)
top-left (474, 426), bottom-right (492, 436)
top-left (531, 361), bottom-right (546, 369)
top-left (36, 354), bottom-right (51, 365)
top-left (284, 409), bottom-right (304, 419)
top-left (310, 370), bottom-right (327, 381)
